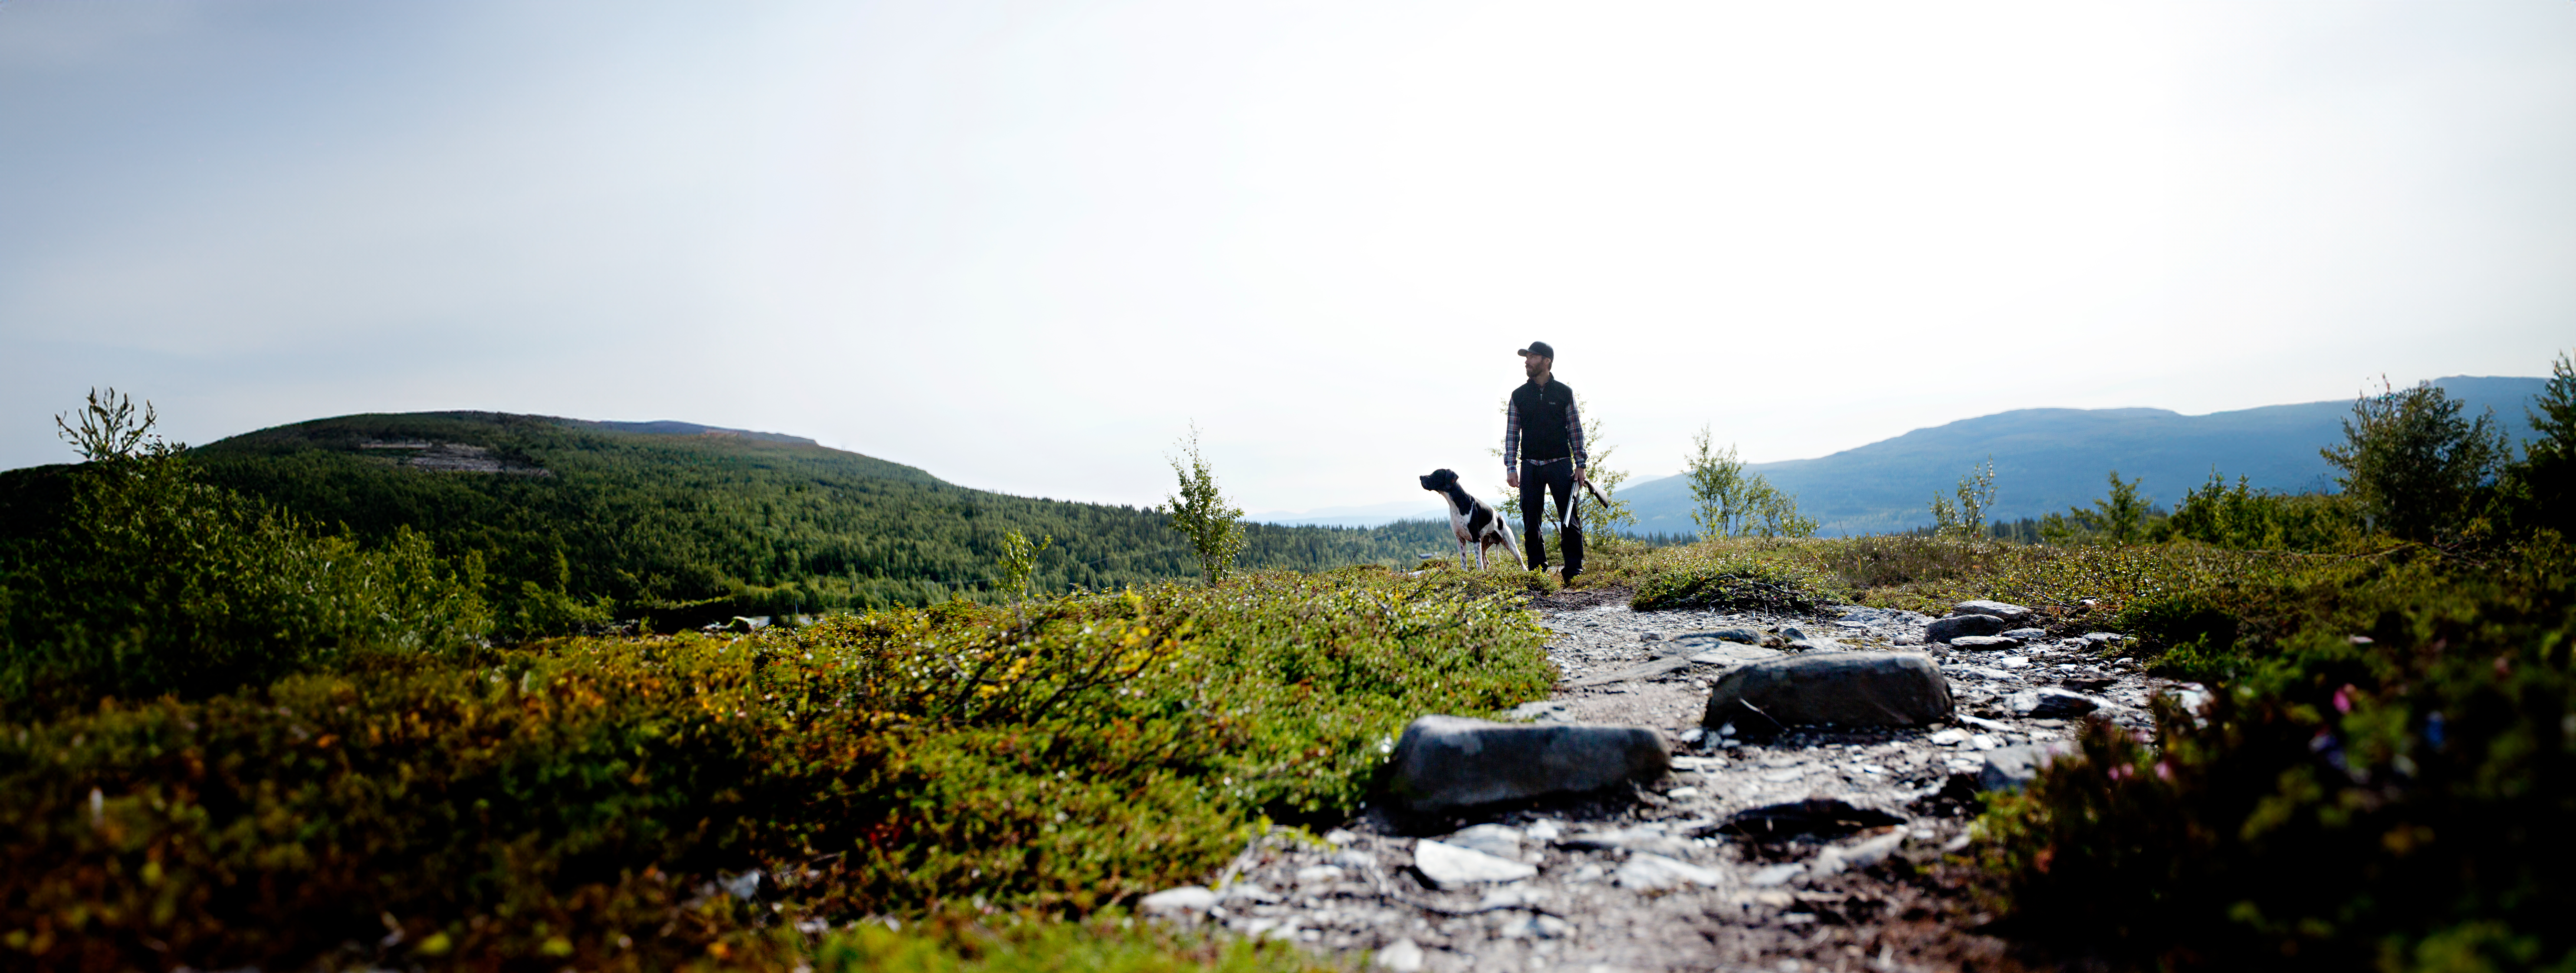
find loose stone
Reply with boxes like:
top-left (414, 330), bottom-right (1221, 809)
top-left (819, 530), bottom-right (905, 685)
top-left (1923, 613), bottom-right (2008, 643)
top-left (1614, 852), bottom-right (1727, 891)
top-left (1950, 600), bottom-right (2035, 623)
top-left (2009, 687), bottom-right (2105, 718)
top-left (1140, 885), bottom-right (1219, 915)
top-left (1413, 839), bottom-right (1540, 888)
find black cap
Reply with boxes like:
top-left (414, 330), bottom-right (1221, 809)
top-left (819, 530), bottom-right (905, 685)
top-left (1516, 341), bottom-right (1555, 358)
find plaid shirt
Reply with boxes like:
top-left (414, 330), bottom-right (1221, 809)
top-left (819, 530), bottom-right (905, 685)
top-left (1503, 379), bottom-right (1586, 471)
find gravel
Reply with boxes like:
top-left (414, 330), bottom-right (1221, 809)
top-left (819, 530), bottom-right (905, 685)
top-left (1156, 594), bottom-right (2182, 971)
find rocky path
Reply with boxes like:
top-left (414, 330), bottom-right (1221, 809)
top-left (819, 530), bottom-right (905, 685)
top-left (1146, 593), bottom-right (2193, 972)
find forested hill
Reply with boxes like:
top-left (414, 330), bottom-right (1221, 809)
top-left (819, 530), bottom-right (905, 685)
top-left (40, 411), bottom-right (1450, 630)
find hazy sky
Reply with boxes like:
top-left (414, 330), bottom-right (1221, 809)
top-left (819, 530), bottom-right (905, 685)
top-left (4, 1), bottom-right (2570, 512)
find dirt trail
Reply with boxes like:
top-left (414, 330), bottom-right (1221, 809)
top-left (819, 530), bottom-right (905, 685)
top-left (1190, 591), bottom-right (2171, 972)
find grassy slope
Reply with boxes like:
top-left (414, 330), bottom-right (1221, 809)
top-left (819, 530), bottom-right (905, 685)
top-left (0, 569), bottom-right (1550, 971)
top-left (6, 411), bottom-right (1455, 626)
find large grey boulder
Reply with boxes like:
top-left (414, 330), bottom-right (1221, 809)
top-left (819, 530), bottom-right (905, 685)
top-left (1382, 716), bottom-right (1671, 812)
top-left (1699, 653), bottom-right (1952, 733)
top-left (1951, 600), bottom-right (2034, 624)
top-left (1923, 613), bottom-right (2008, 643)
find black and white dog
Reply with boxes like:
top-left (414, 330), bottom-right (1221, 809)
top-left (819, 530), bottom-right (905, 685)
top-left (1418, 468), bottom-right (1524, 570)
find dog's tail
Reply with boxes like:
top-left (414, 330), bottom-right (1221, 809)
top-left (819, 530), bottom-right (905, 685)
top-left (1497, 520), bottom-right (1526, 570)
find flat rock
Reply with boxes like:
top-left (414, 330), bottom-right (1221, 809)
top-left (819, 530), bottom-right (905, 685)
top-left (1746, 863), bottom-right (1805, 887)
top-left (1978, 742), bottom-right (2078, 792)
top-left (1445, 823), bottom-right (1525, 859)
top-left (1924, 613), bottom-right (2008, 642)
top-left (2164, 683), bottom-right (2213, 714)
top-left (1686, 643), bottom-right (1783, 666)
top-left (1674, 627), bottom-right (1767, 645)
top-left (1700, 653), bottom-right (1952, 733)
top-left (1412, 838), bottom-right (1538, 888)
top-left (1556, 825), bottom-right (1690, 857)
top-left (1951, 600), bottom-right (2034, 623)
top-left (1502, 701), bottom-right (1573, 722)
top-left (1563, 655), bottom-right (1694, 687)
top-left (1612, 852), bottom-right (1726, 891)
top-left (1809, 829), bottom-right (1909, 877)
top-left (1721, 798), bottom-right (1908, 841)
top-left (1382, 715), bottom-right (1671, 812)
top-left (1139, 886), bottom-right (1218, 914)
top-left (2000, 627), bottom-right (2049, 639)
top-left (1375, 938), bottom-right (1425, 972)
top-left (2009, 687), bottom-right (2104, 718)
top-left (1946, 635), bottom-right (2019, 650)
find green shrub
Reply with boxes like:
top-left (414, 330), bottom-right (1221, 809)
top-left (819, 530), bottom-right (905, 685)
top-left (0, 571), bottom-right (1547, 970)
top-left (1618, 541), bottom-right (1848, 612)
top-left (1974, 536), bottom-right (2576, 970)
top-left (807, 913), bottom-right (1344, 973)
top-left (0, 454), bottom-right (491, 712)
top-left (2162, 474), bottom-right (2366, 552)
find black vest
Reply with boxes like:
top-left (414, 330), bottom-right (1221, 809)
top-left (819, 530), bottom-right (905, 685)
top-left (1513, 379), bottom-right (1575, 461)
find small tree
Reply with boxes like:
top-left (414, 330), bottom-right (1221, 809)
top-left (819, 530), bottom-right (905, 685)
top-left (995, 529), bottom-right (1053, 617)
top-left (2513, 350), bottom-right (2576, 534)
top-left (2321, 379), bottom-right (2509, 542)
top-left (55, 387), bottom-right (172, 464)
top-left (2039, 470), bottom-right (2155, 545)
top-left (1157, 425), bottom-right (1245, 584)
top-left (1741, 477), bottom-right (1820, 539)
top-left (1682, 426), bottom-right (1815, 540)
top-left (1574, 403), bottom-right (1636, 535)
top-left (1931, 458), bottom-right (1997, 541)
top-left (1685, 426), bottom-right (1750, 541)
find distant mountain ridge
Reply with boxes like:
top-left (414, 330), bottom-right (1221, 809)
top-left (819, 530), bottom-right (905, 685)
top-left (1617, 376), bottom-right (2551, 537)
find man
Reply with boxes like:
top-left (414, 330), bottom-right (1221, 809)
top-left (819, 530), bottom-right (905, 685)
top-left (1503, 341), bottom-right (1586, 580)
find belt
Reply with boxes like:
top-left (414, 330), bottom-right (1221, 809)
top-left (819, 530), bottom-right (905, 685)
top-left (1520, 457), bottom-right (1570, 466)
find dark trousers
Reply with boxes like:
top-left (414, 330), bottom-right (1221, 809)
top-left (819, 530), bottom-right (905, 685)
top-left (1519, 460), bottom-right (1584, 576)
